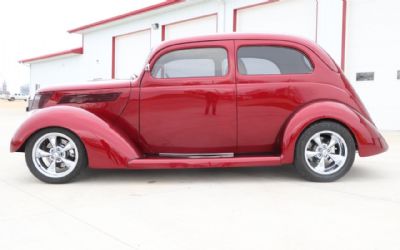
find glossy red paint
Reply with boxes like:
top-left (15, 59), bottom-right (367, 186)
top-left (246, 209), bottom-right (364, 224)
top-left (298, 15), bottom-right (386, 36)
top-left (19, 47), bottom-right (83, 64)
top-left (128, 156), bottom-right (281, 169)
top-left (139, 40), bottom-right (236, 153)
top-left (11, 33), bottom-right (387, 171)
top-left (235, 39), bottom-right (337, 153)
top-left (280, 101), bottom-right (387, 165)
top-left (11, 106), bottom-right (141, 169)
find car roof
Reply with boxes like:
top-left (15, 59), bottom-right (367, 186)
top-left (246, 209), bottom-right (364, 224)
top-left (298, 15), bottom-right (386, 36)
top-left (153, 33), bottom-right (339, 72)
top-left (160, 33), bottom-right (310, 46)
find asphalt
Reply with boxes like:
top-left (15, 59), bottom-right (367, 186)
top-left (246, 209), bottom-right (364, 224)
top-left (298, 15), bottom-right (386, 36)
top-left (1, 100), bottom-right (399, 250)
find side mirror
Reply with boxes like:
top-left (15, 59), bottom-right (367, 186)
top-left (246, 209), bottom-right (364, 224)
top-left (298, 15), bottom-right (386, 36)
top-left (144, 63), bottom-right (150, 72)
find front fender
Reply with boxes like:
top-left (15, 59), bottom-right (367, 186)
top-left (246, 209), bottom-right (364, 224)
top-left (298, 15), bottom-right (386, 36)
top-left (280, 101), bottom-right (388, 165)
top-left (10, 106), bottom-right (142, 169)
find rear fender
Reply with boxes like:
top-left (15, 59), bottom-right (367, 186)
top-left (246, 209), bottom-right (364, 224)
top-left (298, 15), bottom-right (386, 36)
top-left (280, 101), bottom-right (387, 164)
top-left (10, 106), bottom-right (142, 169)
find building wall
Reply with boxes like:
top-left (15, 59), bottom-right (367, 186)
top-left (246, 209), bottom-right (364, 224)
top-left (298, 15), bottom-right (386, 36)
top-left (345, 0), bottom-right (400, 130)
top-left (27, 0), bottom-right (400, 129)
top-left (29, 55), bottom-right (83, 95)
top-left (80, 0), bottom-right (343, 79)
top-left (81, 0), bottom-right (223, 80)
top-left (316, 0), bottom-right (343, 66)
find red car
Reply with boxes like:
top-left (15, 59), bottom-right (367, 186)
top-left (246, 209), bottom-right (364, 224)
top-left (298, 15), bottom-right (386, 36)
top-left (11, 34), bottom-right (388, 183)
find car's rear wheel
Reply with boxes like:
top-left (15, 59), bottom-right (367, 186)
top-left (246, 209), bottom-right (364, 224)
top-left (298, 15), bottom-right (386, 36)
top-left (294, 121), bottom-right (355, 182)
top-left (25, 128), bottom-right (87, 183)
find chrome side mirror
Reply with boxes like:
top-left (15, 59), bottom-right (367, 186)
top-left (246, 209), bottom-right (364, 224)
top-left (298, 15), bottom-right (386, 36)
top-left (144, 63), bottom-right (150, 72)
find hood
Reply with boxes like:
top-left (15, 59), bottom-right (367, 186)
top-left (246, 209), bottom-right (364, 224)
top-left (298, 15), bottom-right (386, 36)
top-left (29, 79), bottom-right (134, 111)
top-left (38, 79), bottom-right (132, 93)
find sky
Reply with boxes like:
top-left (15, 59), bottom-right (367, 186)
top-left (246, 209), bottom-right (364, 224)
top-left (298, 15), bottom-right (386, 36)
top-left (0, 0), bottom-right (162, 93)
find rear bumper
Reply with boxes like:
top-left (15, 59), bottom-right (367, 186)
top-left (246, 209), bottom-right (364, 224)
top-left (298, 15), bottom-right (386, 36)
top-left (358, 133), bottom-right (388, 157)
top-left (356, 112), bottom-right (388, 157)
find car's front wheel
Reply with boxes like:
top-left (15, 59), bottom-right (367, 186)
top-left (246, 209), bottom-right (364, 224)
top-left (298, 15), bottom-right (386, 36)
top-left (25, 128), bottom-right (87, 183)
top-left (294, 121), bottom-right (356, 182)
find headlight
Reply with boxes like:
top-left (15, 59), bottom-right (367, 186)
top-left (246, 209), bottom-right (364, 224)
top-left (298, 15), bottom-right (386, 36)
top-left (29, 92), bottom-right (53, 111)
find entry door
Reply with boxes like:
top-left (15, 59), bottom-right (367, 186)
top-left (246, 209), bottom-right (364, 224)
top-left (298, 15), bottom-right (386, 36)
top-left (235, 40), bottom-right (315, 154)
top-left (139, 41), bottom-right (236, 154)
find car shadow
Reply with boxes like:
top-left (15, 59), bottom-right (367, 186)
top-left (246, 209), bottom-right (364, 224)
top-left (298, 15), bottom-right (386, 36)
top-left (76, 165), bottom-right (302, 184)
top-left (73, 163), bottom-right (384, 184)
top-left (342, 163), bottom-right (383, 181)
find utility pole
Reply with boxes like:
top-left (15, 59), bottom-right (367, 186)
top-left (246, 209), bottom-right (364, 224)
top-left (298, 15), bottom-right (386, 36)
top-left (1, 80), bottom-right (7, 94)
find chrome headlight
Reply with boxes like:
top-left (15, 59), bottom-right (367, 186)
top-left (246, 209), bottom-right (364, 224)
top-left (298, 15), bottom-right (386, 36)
top-left (29, 92), bottom-right (53, 111)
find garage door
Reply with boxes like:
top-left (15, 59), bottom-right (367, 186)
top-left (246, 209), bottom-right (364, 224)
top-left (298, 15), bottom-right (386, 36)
top-left (235, 0), bottom-right (317, 41)
top-left (163, 14), bottom-right (217, 41)
top-left (345, 0), bottom-right (400, 130)
top-left (114, 29), bottom-right (151, 79)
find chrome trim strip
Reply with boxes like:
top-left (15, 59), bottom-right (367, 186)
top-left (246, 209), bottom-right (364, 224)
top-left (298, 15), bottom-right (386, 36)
top-left (158, 153), bottom-right (234, 159)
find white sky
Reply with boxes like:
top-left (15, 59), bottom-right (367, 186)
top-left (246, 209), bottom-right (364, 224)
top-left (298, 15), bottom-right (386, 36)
top-left (0, 0), bottom-right (162, 92)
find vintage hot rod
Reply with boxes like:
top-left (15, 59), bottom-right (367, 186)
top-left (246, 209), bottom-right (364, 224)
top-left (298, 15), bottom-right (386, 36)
top-left (11, 34), bottom-right (388, 183)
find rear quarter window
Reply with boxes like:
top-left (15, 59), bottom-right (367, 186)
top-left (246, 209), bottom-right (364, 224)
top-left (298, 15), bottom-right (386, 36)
top-left (238, 46), bottom-right (313, 75)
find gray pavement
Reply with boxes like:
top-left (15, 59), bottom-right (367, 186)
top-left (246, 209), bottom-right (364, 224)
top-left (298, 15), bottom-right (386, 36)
top-left (1, 101), bottom-right (400, 250)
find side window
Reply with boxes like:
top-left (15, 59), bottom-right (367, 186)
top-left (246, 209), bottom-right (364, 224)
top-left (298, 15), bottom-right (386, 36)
top-left (151, 48), bottom-right (228, 78)
top-left (237, 46), bottom-right (313, 75)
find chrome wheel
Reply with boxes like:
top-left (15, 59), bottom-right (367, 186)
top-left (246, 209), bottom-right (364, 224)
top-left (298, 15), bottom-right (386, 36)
top-left (31, 132), bottom-right (79, 178)
top-left (304, 130), bottom-right (348, 175)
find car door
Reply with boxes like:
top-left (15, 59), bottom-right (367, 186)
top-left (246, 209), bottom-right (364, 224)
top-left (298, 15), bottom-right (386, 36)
top-left (235, 40), bottom-right (315, 154)
top-left (139, 41), bottom-right (237, 154)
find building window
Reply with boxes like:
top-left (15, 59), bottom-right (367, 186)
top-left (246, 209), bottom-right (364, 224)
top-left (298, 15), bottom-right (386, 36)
top-left (397, 70), bottom-right (400, 80)
top-left (237, 46), bottom-right (313, 75)
top-left (356, 72), bottom-right (374, 81)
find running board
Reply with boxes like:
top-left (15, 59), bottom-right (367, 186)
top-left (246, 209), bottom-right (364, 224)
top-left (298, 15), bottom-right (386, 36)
top-left (128, 155), bottom-right (281, 169)
top-left (158, 153), bottom-right (234, 159)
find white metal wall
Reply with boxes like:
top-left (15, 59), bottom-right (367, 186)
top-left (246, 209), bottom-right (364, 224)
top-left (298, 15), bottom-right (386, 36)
top-left (79, 0), bottom-right (222, 82)
top-left (27, 0), bottom-right (400, 129)
top-left (316, 0), bottom-right (343, 66)
top-left (235, 0), bottom-right (317, 42)
top-left (114, 29), bottom-right (151, 79)
top-left (163, 14), bottom-right (218, 41)
top-left (29, 55), bottom-right (83, 95)
top-left (345, 0), bottom-right (400, 130)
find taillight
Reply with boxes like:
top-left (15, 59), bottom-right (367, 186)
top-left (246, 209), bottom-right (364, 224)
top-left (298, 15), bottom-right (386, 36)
top-left (30, 92), bottom-right (53, 110)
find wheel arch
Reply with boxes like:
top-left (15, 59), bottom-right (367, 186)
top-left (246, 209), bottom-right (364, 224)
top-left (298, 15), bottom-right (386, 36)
top-left (280, 101), bottom-right (384, 164)
top-left (14, 126), bottom-right (84, 152)
top-left (294, 118), bottom-right (358, 151)
top-left (11, 106), bottom-right (142, 169)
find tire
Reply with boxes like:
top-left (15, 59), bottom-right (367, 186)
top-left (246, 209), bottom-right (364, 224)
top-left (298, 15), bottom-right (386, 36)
top-left (294, 121), bottom-right (356, 182)
top-left (25, 128), bottom-right (87, 184)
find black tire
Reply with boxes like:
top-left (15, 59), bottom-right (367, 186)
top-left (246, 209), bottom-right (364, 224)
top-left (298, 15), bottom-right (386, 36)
top-left (25, 128), bottom-right (87, 184)
top-left (294, 121), bottom-right (356, 182)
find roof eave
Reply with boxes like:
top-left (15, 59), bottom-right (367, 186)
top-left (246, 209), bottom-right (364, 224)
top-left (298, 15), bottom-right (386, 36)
top-left (19, 47), bottom-right (83, 64)
top-left (68, 0), bottom-right (184, 34)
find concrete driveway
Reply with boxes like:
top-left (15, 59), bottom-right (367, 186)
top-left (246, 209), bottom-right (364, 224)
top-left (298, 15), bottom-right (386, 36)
top-left (1, 100), bottom-right (399, 250)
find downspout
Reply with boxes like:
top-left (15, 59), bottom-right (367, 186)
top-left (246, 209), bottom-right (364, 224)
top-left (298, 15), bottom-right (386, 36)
top-left (341, 0), bottom-right (347, 71)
